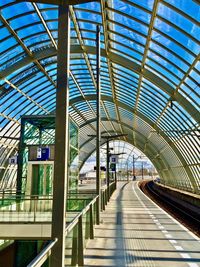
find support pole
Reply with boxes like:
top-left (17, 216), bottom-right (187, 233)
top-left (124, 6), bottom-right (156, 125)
top-left (114, 167), bottom-right (117, 189)
top-left (51, 4), bottom-right (70, 267)
top-left (127, 162), bottom-right (129, 182)
top-left (39, 127), bottom-right (42, 147)
top-left (133, 155), bottom-right (136, 180)
top-left (17, 118), bottom-right (25, 195)
top-left (96, 25), bottom-right (101, 224)
top-left (142, 162), bottom-right (144, 180)
top-left (106, 140), bottom-right (110, 200)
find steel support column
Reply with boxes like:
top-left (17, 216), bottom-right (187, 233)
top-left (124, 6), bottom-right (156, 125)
top-left (142, 162), bottom-right (144, 180)
top-left (16, 118), bottom-right (25, 195)
top-left (51, 4), bottom-right (70, 267)
top-left (133, 155), bottom-right (136, 180)
top-left (106, 140), bottom-right (110, 200)
top-left (96, 25), bottom-right (101, 224)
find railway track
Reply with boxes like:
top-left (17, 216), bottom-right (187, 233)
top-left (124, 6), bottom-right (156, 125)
top-left (139, 180), bottom-right (200, 238)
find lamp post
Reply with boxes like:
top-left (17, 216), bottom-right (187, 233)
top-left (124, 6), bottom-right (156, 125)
top-left (96, 24), bottom-right (101, 224)
top-left (132, 155), bottom-right (141, 180)
top-left (132, 154), bottom-right (136, 180)
top-left (88, 133), bottom-right (127, 202)
top-left (136, 160), bottom-right (146, 180)
top-left (127, 162), bottom-right (129, 181)
top-left (101, 134), bottom-right (127, 200)
top-left (141, 161), bottom-right (145, 180)
top-left (132, 155), bottom-right (146, 180)
top-left (109, 152), bottom-right (126, 187)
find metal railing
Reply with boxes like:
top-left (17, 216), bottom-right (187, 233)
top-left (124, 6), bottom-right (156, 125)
top-left (0, 195), bottom-right (53, 222)
top-left (26, 181), bottom-right (117, 267)
top-left (0, 193), bottom-right (97, 223)
top-left (27, 238), bottom-right (58, 267)
top-left (101, 181), bottom-right (116, 211)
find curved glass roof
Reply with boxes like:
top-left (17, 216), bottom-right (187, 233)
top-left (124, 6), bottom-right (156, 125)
top-left (0, 0), bottom-right (199, 193)
top-left (81, 140), bottom-right (153, 174)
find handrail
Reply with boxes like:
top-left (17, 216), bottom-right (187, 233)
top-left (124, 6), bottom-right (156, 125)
top-left (0, 194), bottom-right (96, 201)
top-left (65, 195), bottom-right (99, 235)
top-left (27, 238), bottom-right (58, 267)
top-left (19, 181), bottom-right (116, 267)
top-left (0, 197), bottom-right (94, 201)
top-left (26, 195), bottom-right (99, 266)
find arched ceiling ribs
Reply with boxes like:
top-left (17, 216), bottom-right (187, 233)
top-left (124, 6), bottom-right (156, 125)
top-left (134, 0), bottom-right (159, 110)
top-left (0, 7), bottom-right (112, 137)
top-left (79, 117), bottom-right (155, 151)
top-left (155, 53), bottom-right (200, 124)
top-left (0, 13), bottom-right (56, 97)
top-left (133, 0), bottom-right (159, 145)
top-left (18, 0), bottom-right (99, 5)
top-left (4, 79), bottom-right (49, 114)
top-left (69, 5), bottom-right (117, 134)
top-left (0, 45), bottom-right (198, 122)
top-left (80, 116), bottom-right (184, 176)
top-left (79, 132), bottom-right (167, 176)
top-left (100, 0), bottom-right (125, 140)
top-left (71, 95), bottom-right (197, 190)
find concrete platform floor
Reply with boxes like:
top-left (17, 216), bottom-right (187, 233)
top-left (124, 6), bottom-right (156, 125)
top-left (84, 181), bottom-right (200, 267)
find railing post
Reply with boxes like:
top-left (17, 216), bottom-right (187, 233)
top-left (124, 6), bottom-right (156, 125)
top-left (34, 196), bottom-right (37, 222)
top-left (2, 190), bottom-right (5, 206)
top-left (106, 140), bottom-right (110, 202)
top-left (71, 224), bottom-right (78, 267)
top-left (96, 196), bottom-right (100, 225)
top-left (85, 207), bottom-right (90, 240)
top-left (102, 191), bottom-right (105, 210)
top-left (101, 191), bottom-right (103, 211)
top-left (78, 215), bottom-right (84, 266)
top-left (93, 199), bottom-right (96, 225)
top-left (90, 204), bottom-right (94, 239)
top-left (105, 188), bottom-right (107, 205)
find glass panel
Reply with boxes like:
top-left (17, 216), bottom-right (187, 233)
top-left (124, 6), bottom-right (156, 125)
top-left (113, 0), bottom-right (151, 24)
top-left (158, 3), bottom-right (200, 38)
top-left (154, 18), bottom-right (199, 54)
top-left (164, 0), bottom-right (200, 21)
top-left (1, 2), bottom-right (34, 19)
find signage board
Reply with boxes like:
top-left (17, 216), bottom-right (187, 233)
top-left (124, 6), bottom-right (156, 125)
top-left (110, 155), bottom-right (118, 164)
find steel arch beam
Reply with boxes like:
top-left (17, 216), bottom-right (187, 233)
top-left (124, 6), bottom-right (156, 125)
top-left (79, 131), bottom-right (170, 183)
top-left (71, 95), bottom-right (197, 192)
top-left (79, 117), bottom-right (179, 169)
top-left (0, 45), bottom-right (199, 122)
top-left (17, 0), bottom-right (99, 5)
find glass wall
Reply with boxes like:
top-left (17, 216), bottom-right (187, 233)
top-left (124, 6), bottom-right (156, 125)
top-left (18, 115), bottom-right (79, 195)
top-left (69, 120), bottom-right (79, 192)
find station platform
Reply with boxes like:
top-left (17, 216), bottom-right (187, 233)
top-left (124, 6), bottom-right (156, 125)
top-left (84, 181), bottom-right (200, 267)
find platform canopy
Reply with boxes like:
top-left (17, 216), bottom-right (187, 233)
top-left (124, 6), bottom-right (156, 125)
top-left (0, 0), bottom-right (199, 193)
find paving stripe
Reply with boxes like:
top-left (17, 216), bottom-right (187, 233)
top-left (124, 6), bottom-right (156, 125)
top-left (188, 263), bottom-right (199, 267)
top-left (174, 245), bottom-right (184, 251)
top-left (133, 182), bottom-right (200, 267)
top-left (180, 253), bottom-right (191, 259)
top-left (165, 234), bottom-right (173, 238)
